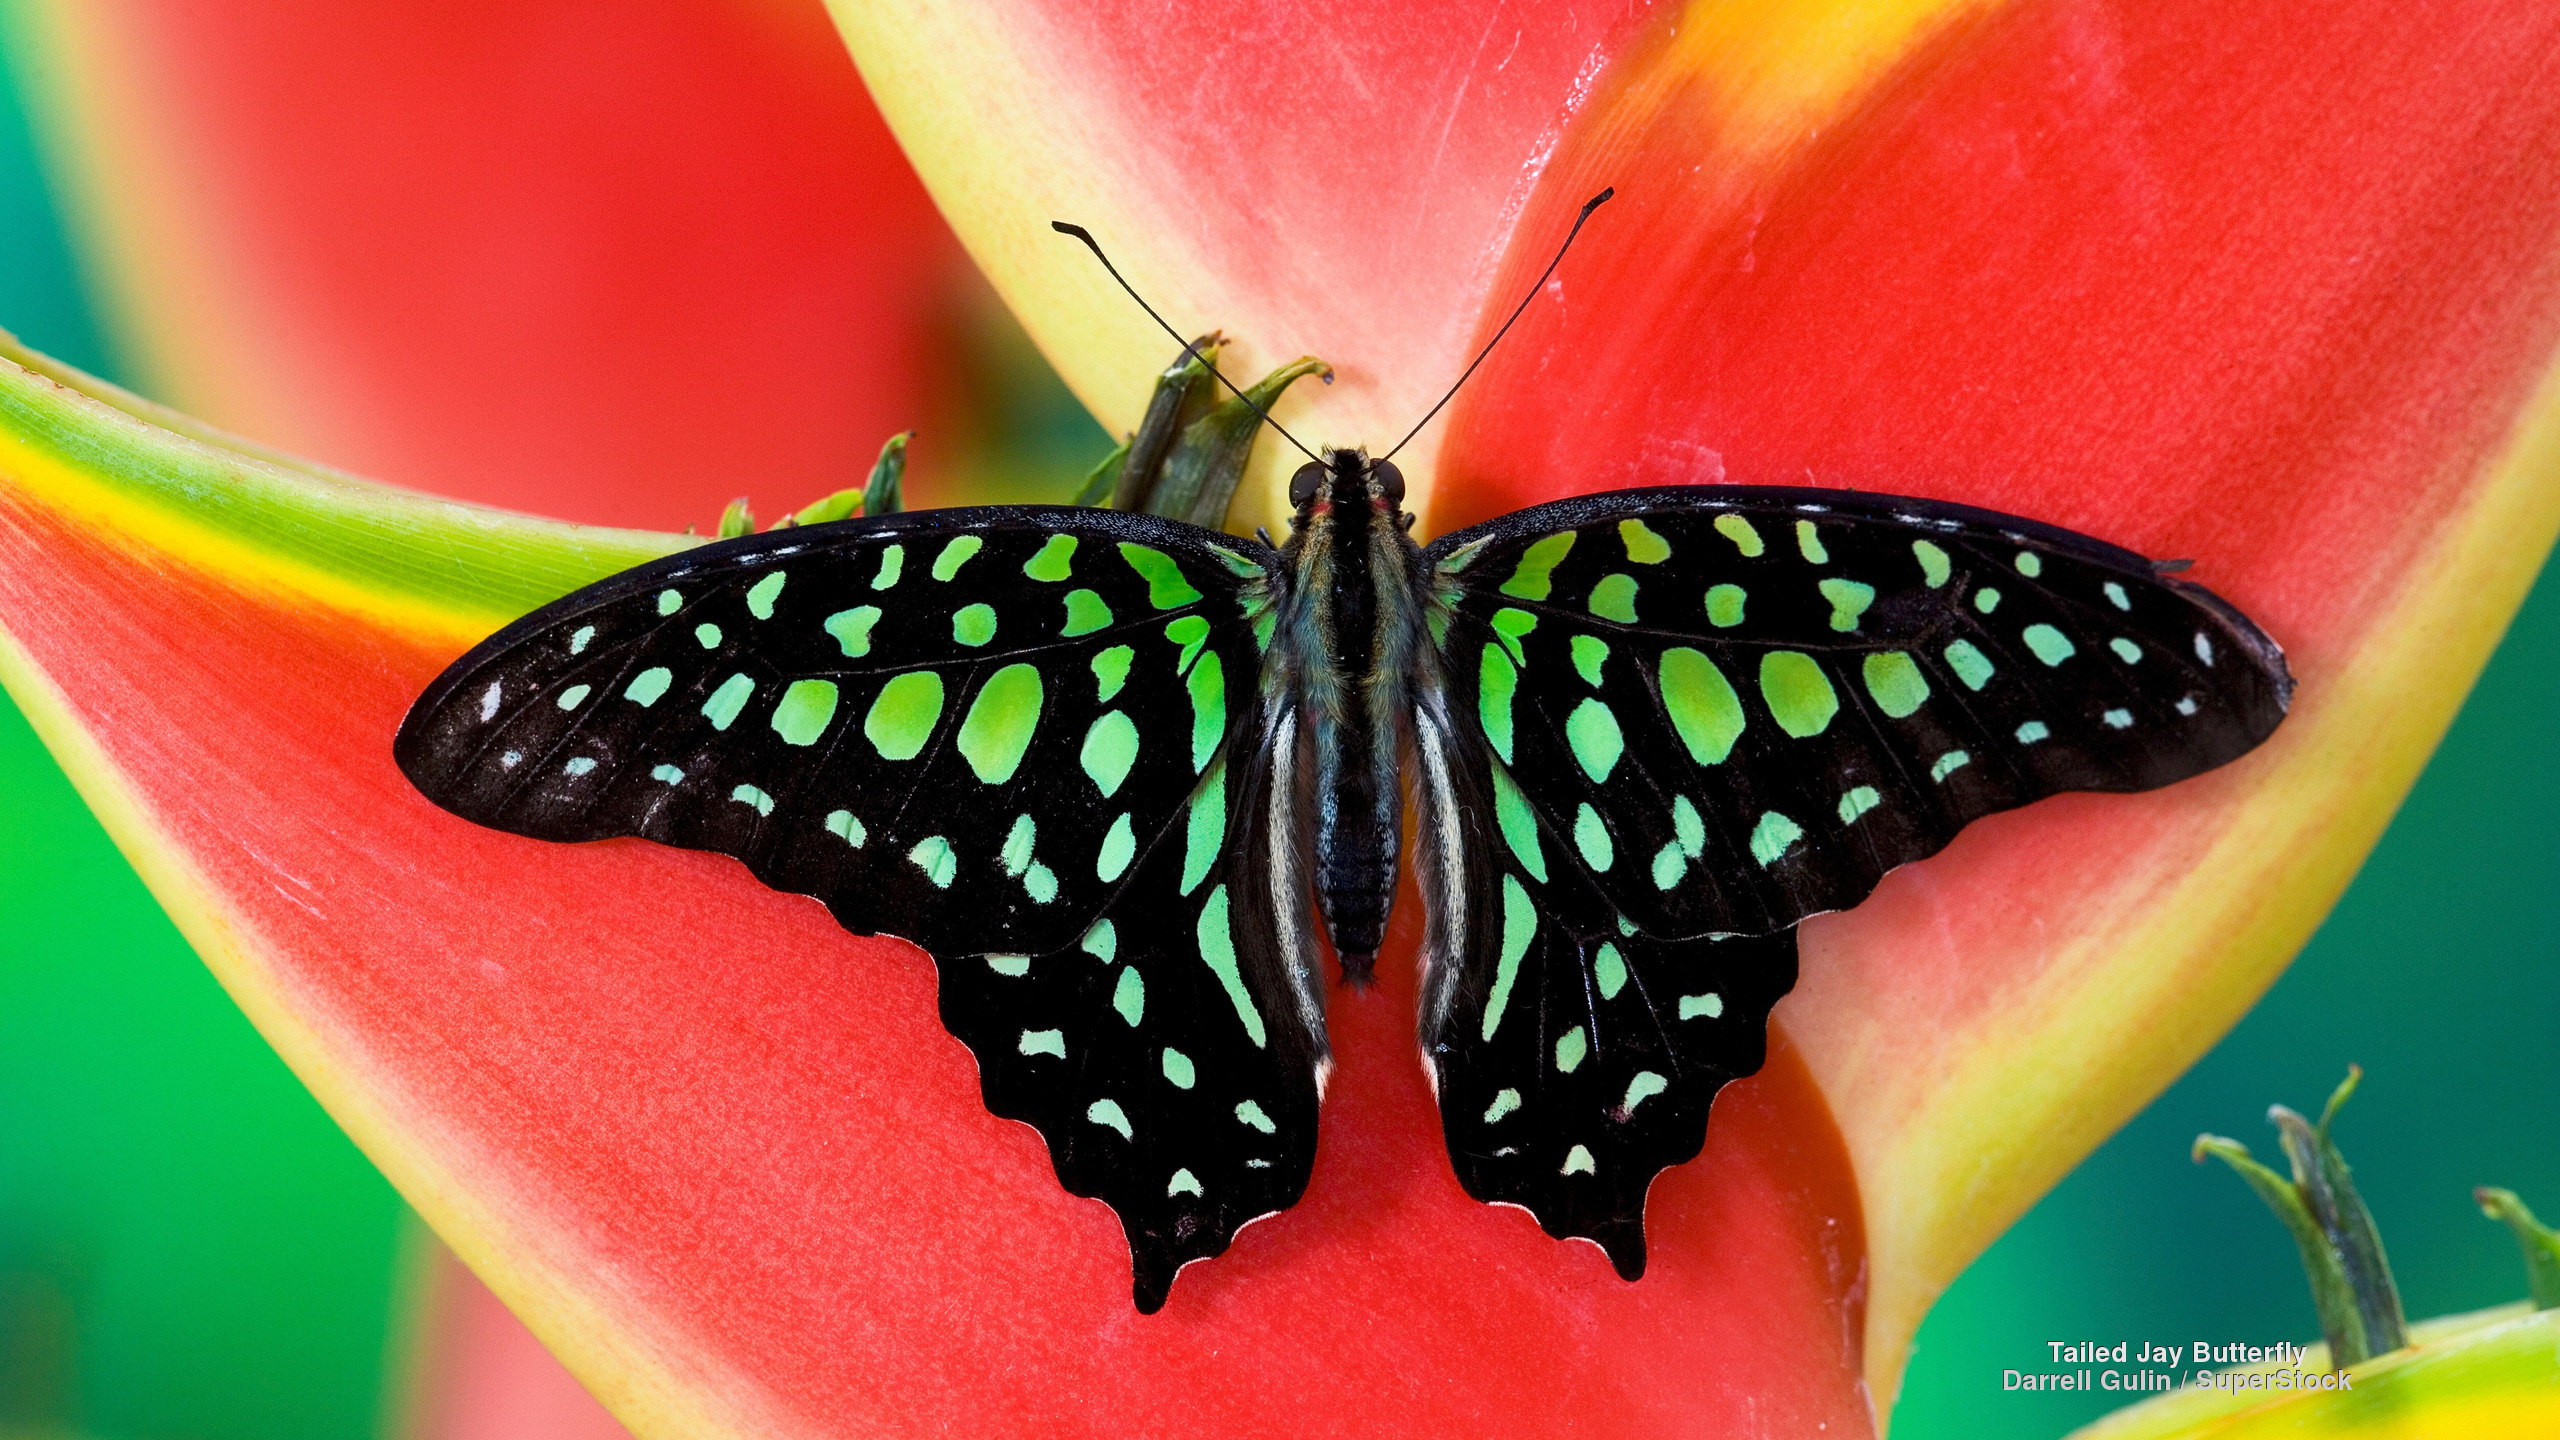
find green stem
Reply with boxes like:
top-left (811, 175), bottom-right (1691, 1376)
top-left (2192, 1066), bottom-right (2407, 1365)
top-left (2475, 1188), bottom-right (2560, 1309)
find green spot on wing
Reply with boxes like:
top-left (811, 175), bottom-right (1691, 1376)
top-left (1237, 1100), bottom-right (1276, 1133)
top-left (951, 603), bottom-right (998, 646)
top-left (1944, 639), bottom-right (1995, 690)
top-left (656, 588), bottom-right (682, 615)
top-left (1112, 966), bottom-right (1145, 1025)
top-left (1096, 813), bottom-right (1135, 881)
top-left (824, 606), bottom-right (881, 656)
top-left (1570, 633), bottom-right (1609, 686)
top-left (694, 622), bottom-right (722, 649)
top-left (956, 664), bottom-right (1044, 783)
top-left (651, 763), bottom-right (684, 784)
top-left (1706, 583), bottom-right (1746, 627)
top-left (1974, 586), bottom-right (2001, 613)
top-left (1838, 786), bottom-right (1881, 823)
top-left (1594, 944), bottom-right (1627, 1000)
top-left (746, 570), bottom-right (786, 619)
top-left (1484, 1089), bottom-right (1521, 1123)
top-left (1619, 518), bottom-right (1671, 563)
top-left (1086, 1099), bottom-right (1131, 1139)
top-left (1672, 795), bottom-right (1705, 858)
top-left (1913, 539), bottom-right (1951, 587)
top-left (1796, 519), bottom-right (1828, 564)
top-left (930, 534), bottom-right (983, 581)
top-left (1651, 842), bottom-right (1685, 890)
top-left (1022, 534), bottom-right (1077, 581)
top-left (1759, 651), bottom-right (1838, 737)
top-left (1482, 876), bottom-right (1535, 1041)
top-left (1161, 1048), bottom-right (1196, 1088)
top-left (1019, 1029), bottom-right (1065, 1058)
top-left (1489, 766), bottom-right (1547, 882)
top-left (825, 809), bottom-right (866, 846)
top-left (1061, 588), bottom-right (1113, 636)
top-left (2023, 623), bottom-right (2076, 665)
top-left (570, 625), bottom-right (593, 654)
top-left (1932, 749), bottom-right (1972, 782)
top-left (1573, 803), bottom-right (1614, 871)
top-left (1750, 810), bottom-right (1803, 866)
top-left (2015, 550), bottom-right (2043, 578)
top-left (1195, 886), bottom-right (1266, 1047)
top-left (1092, 645), bottom-right (1133, 702)
top-left (1587, 572), bottom-right (1639, 623)
top-left (1490, 607), bottom-right (1538, 664)
top-left (1082, 920), bottom-right (1116, 962)
top-left (556, 684), bottom-right (590, 709)
top-left (871, 544), bottom-right (904, 590)
top-left (1680, 993), bottom-right (1724, 1020)
top-left (1479, 644), bottom-right (1519, 762)
top-left (1622, 1071), bottom-right (1667, 1114)
top-left (1659, 648), bottom-right (1744, 764)
top-left (1861, 651), bottom-right (1930, 718)
top-left (986, 954), bottom-right (1030, 977)
top-left (908, 835), bottom-right (957, 887)
top-left (1080, 711), bottom-right (1139, 796)
top-left (770, 678), bottom-right (840, 746)
top-left (1564, 698), bottom-right (1624, 782)
top-left (1555, 1026), bottom-right (1588, 1073)
top-left (701, 673), bottom-right (755, 731)
top-left (730, 784), bottom-right (773, 816)
top-left (1187, 652), bottom-right (1226, 771)
top-left (1563, 1145), bottom-right (1596, 1176)
top-left (1819, 577), bottom-right (1875, 632)
top-left (1498, 532), bottom-right (1575, 600)
top-left (2110, 636), bottom-right (2143, 663)
top-left (1164, 614), bottom-right (1210, 674)
top-left (2016, 720), bottom-right (2051, 744)
top-left (1180, 762), bottom-right (1226, 895)
top-left (864, 671), bottom-right (944, 760)
top-left (1714, 513), bottom-right (1763, 556)
top-left (1119, 542), bottom-right (1201, 608)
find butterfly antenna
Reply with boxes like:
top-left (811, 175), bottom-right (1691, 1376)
top-left (1051, 221), bottom-right (1323, 464)
top-left (1380, 187), bottom-right (1614, 464)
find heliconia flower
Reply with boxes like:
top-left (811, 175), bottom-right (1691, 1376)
top-left (7, 0), bottom-right (963, 532)
top-left (1, 4), bottom-right (2556, 1440)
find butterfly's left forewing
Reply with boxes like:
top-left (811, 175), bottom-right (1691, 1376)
top-left (1414, 485), bottom-right (2291, 1269)
top-left (396, 507), bottom-right (1325, 1309)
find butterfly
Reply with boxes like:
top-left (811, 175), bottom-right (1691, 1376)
top-left (394, 201), bottom-right (2292, 1311)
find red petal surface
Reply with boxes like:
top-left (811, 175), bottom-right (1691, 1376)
top-left (16, 0), bottom-right (963, 531)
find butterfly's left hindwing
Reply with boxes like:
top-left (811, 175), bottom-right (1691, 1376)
top-left (1413, 484), bottom-right (2292, 1267)
top-left (1413, 705), bottom-right (1796, 1275)
top-left (395, 506), bottom-right (1324, 1309)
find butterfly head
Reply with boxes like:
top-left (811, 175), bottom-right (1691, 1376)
top-left (1288, 447), bottom-right (1407, 526)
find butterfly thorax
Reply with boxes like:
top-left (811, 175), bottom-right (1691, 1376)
top-left (1280, 447), bottom-right (1426, 982)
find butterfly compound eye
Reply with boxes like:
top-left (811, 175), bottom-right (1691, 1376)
top-left (1289, 461), bottom-right (1325, 508)
top-left (1370, 460), bottom-right (1406, 504)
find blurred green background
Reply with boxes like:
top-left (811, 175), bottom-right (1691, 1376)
top-left (0, 44), bottom-right (2553, 1440)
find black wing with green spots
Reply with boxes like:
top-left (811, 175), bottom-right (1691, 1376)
top-left (1413, 485), bottom-right (2290, 1268)
top-left (394, 506), bottom-right (1325, 1310)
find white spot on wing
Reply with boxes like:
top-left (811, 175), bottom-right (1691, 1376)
top-left (479, 681), bottom-right (502, 722)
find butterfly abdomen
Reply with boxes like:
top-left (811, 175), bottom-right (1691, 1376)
top-left (1286, 455), bottom-right (1428, 981)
